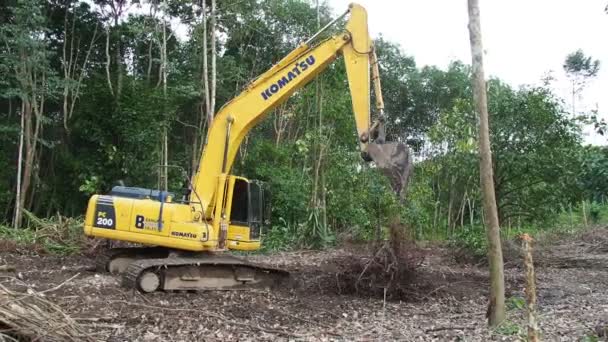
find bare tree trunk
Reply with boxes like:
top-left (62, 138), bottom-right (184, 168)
top-left (162, 127), bottom-right (168, 191)
top-left (273, 104), bottom-right (291, 147)
top-left (146, 41), bottom-right (153, 83)
top-left (26, 147), bottom-right (42, 211)
top-left (459, 190), bottom-right (468, 228)
top-left (63, 6), bottom-right (98, 133)
top-left (467, 0), bottom-right (506, 327)
top-left (581, 199), bottom-right (588, 227)
top-left (309, 0), bottom-right (327, 232)
top-left (146, 4), bottom-right (156, 84)
top-left (18, 101), bottom-right (34, 228)
top-left (105, 27), bottom-right (114, 96)
top-left (13, 102), bottom-right (25, 228)
top-left (160, 2), bottom-right (168, 191)
top-left (209, 0), bottom-right (217, 116)
top-left (201, 0), bottom-right (211, 141)
top-left (62, 4), bottom-right (72, 132)
top-left (521, 234), bottom-right (539, 342)
top-left (193, 101), bottom-right (207, 174)
top-left (571, 80), bottom-right (576, 117)
top-left (198, 0), bottom-right (217, 155)
top-left (114, 15), bottom-right (122, 100)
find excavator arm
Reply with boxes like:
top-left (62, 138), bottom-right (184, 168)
top-left (192, 4), bottom-right (408, 215)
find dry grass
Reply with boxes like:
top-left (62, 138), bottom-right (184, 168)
top-left (0, 211), bottom-right (97, 255)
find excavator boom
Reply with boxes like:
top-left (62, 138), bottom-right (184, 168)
top-left (192, 4), bottom-right (409, 215)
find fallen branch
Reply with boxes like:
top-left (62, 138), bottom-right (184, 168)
top-left (40, 273), bottom-right (80, 294)
top-left (425, 326), bottom-right (475, 333)
top-left (0, 265), bottom-right (15, 272)
top-left (74, 316), bottom-right (114, 322)
top-left (0, 283), bottom-right (92, 341)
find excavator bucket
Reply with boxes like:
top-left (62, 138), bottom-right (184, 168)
top-left (366, 142), bottom-right (412, 199)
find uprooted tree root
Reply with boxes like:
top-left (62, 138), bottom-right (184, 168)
top-left (0, 284), bottom-right (92, 342)
top-left (317, 223), bottom-right (426, 300)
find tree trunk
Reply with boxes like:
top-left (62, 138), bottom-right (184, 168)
top-left (467, 0), bottom-right (506, 327)
top-left (571, 80), bottom-right (576, 117)
top-left (209, 0), bottom-right (217, 117)
top-left (160, 2), bottom-right (169, 192)
top-left (309, 0), bottom-right (327, 232)
top-left (18, 101), bottom-right (35, 228)
top-left (146, 38), bottom-right (153, 83)
top-left (105, 27), bottom-right (114, 96)
top-left (62, 4), bottom-right (72, 132)
top-left (201, 0), bottom-right (211, 142)
top-left (13, 102), bottom-right (25, 228)
top-left (521, 234), bottom-right (539, 341)
top-left (114, 16), bottom-right (123, 99)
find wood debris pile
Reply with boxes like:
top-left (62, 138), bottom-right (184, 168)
top-left (0, 284), bottom-right (92, 342)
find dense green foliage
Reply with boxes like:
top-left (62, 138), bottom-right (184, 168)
top-left (0, 0), bottom-right (605, 251)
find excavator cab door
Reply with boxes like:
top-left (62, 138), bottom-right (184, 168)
top-left (225, 177), bottom-right (266, 250)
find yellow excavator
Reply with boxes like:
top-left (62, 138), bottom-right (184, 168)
top-left (84, 3), bottom-right (410, 292)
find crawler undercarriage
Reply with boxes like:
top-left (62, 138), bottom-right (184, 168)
top-left (99, 248), bottom-right (290, 293)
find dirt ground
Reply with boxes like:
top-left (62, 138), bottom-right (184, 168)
top-left (1, 228), bottom-right (607, 341)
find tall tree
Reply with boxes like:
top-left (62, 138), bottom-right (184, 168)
top-left (95, 0), bottom-right (129, 99)
top-left (61, 1), bottom-right (99, 133)
top-left (200, 0), bottom-right (217, 144)
top-left (563, 49), bottom-right (600, 116)
top-left (310, 0), bottom-right (328, 239)
top-left (0, 0), bottom-right (58, 227)
top-left (467, 0), bottom-right (505, 326)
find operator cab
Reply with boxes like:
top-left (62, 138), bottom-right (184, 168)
top-left (226, 177), bottom-right (270, 249)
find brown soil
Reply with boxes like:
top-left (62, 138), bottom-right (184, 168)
top-left (1, 228), bottom-right (608, 341)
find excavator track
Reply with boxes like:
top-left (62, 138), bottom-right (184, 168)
top-left (97, 247), bottom-right (170, 274)
top-left (122, 254), bottom-right (290, 293)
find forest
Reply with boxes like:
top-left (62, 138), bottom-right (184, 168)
top-left (1, 0), bottom-right (606, 249)
top-left (0, 0), bottom-right (607, 340)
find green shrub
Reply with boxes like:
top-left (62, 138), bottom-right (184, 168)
top-left (261, 218), bottom-right (299, 252)
top-left (588, 201), bottom-right (602, 223)
top-left (450, 224), bottom-right (487, 258)
top-left (506, 296), bottom-right (526, 311)
top-left (0, 211), bottom-right (85, 255)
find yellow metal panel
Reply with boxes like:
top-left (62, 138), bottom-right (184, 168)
top-left (345, 4), bottom-right (371, 56)
top-left (85, 226), bottom-right (213, 251)
top-left (226, 223), bottom-right (261, 250)
top-left (170, 203), bottom-right (195, 223)
top-left (83, 195), bottom-right (97, 235)
top-left (169, 221), bottom-right (210, 242)
top-left (343, 42), bottom-right (370, 150)
top-left (125, 198), bottom-right (172, 236)
top-left (227, 239), bottom-right (261, 251)
top-left (114, 197), bottom-right (133, 232)
top-left (226, 224), bottom-right (251, 242)
top-left (344, 4), bottom-right (372, 149)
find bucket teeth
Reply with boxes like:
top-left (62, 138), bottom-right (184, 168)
top-left (366, 142), bottom-right (412, 198)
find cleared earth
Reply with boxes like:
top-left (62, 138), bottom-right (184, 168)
top-left (1, 228), bottom-right (607, 341)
